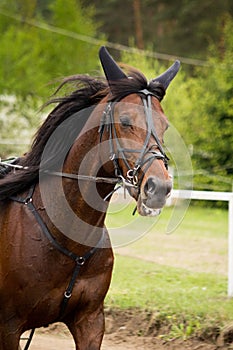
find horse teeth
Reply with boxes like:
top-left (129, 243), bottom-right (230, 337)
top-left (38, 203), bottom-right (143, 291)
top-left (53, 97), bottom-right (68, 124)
top-left (141, 202), bottom-right (161, 217)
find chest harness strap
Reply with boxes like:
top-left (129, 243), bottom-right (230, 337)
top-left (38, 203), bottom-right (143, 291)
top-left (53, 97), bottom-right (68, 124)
top-left (10, 184), bottom-right (105, 349)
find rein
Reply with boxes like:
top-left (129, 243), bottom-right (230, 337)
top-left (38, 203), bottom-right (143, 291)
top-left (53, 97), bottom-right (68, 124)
top-left (43, 171), bottom-right (119, 184)
top-left (42, 170), bottom-right (137, 201)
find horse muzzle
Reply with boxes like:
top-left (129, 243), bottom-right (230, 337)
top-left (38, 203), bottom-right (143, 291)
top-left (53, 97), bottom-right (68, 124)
top-left (137, 176), bottom-right (172, 217)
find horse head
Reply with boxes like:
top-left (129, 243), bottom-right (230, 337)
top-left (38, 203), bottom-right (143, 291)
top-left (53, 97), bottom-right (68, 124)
top-left (99, 46), bottom-right (180, 216)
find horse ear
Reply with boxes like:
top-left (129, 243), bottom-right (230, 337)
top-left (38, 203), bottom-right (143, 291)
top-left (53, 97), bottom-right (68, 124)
top-left (99, 46), bottom-right (128, 83)
top-left (152, 60), bottom-right (180, 90)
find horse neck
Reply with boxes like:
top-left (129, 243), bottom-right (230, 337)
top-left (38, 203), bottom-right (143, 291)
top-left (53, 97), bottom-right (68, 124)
top-left (61, 114), bottom-right (115, 232)
top-left (37, 101), bottom-right (116, 249)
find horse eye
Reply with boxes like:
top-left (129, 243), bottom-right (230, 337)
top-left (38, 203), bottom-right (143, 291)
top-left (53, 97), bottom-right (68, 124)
top-left (120, 115), bottom-right (131, 127)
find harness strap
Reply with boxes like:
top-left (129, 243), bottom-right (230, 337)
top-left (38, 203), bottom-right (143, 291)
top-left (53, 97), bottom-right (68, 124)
top-left (23, 329), bottom-right (35, 350)
top-left (10, 185), bottom-right (98, 261)
top-left (43, 170), bottom-right (119, 185)
top-left (10, 184), bottom-right (105, 348)
top-left (59, 231), bottom-right (104, 320)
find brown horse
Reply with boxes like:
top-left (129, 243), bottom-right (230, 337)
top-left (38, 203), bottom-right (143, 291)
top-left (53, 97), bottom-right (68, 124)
top-left (0, 47), bottom-right (180, 349)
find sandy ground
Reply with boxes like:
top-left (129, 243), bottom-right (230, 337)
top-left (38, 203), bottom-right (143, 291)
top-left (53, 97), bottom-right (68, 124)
top-left (20, 322), bottom-right (226, 350)
top-left (20, 332), bottom-right (218, 350)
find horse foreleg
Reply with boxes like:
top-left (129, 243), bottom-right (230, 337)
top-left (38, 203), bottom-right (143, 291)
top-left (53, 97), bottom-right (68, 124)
top-left (65, 304), bottom-right (105, 350)
top-left (0, 325), bottom-right (21, 350)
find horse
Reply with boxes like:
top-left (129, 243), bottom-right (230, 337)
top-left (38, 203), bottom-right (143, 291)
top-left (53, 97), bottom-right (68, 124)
top-left (0, 46), bottom-right (180, 350)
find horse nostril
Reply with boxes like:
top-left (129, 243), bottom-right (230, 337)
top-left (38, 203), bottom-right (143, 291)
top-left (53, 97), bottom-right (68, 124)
top-left (166, 182), bottom-right (172, 196)
top-left (144, 178), bottom-right (156, 197)
top-left (144, 177), bottom-right (172, 199)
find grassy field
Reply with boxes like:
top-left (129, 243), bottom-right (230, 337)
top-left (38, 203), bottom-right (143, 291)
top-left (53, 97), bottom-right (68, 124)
top-left (105, 202), bottom-right (232, 339)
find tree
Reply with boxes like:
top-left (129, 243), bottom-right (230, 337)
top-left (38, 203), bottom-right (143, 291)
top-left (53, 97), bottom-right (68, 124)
top-left (0, 0), bottom-right (101, 98)
top-left (133, 0), bottom-right (144, 49)
top-left (120, 15), bottom-right (233, 193)
top-left (166, 17), bottom-right (233, 192)
top-left (82, 0), bottom-right (233, 60)
top-left (0, 0), bottom-right (102, 157)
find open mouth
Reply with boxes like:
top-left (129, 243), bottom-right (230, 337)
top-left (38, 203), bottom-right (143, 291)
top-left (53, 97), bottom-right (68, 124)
top-left (137, 196), bottom-right (162, 217)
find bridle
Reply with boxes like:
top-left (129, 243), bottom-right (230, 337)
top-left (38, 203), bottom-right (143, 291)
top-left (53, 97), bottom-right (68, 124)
top-left (1, 90), bottom-right (169, 198)
top-left (98, 89), bottom-right (169, 191)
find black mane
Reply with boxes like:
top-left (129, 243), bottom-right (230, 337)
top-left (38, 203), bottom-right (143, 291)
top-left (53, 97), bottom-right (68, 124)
top-left (0, 69), bottom-right (164, 200)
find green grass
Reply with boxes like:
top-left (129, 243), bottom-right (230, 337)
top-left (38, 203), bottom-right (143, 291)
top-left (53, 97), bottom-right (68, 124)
top-left (107, 203), bottom-right (228, 275)
top-left (106, 201), bottom-right (228, 238)
top-left (105, 204), bottom-right (231, 339)
top-left (105, 255), bottom-right (233, 339)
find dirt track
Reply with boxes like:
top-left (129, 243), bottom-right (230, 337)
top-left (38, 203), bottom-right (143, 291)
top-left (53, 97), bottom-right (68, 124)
top-left (20, 322), bottom-right (225, 350)
top-left (20, 332), bottom-right (219, 350)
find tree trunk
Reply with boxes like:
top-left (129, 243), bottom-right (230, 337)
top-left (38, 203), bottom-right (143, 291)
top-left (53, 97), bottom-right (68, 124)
top-left (133, 0), bottom-right (144, 50)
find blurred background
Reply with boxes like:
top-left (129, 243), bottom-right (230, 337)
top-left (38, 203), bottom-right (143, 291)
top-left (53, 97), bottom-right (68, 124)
top-left (0, 0), bottom-right (232, 194)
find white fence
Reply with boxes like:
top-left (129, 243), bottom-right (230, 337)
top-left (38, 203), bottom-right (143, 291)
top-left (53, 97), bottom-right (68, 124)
top-left (171, 190), bottom-right (233, 297)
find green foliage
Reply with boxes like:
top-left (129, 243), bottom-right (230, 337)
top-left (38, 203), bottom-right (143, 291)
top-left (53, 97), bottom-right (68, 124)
top-left (0, 96), bottom-right (42, 157)
top-left (120, 31), bottom-right (233, 194)
top-left (83, 0), bottom-right (233, 60)
top-left (0, 0), bottom-right (101, 98)
top-left (0, 0), bottom-right (103, 157)
top-left (171, 18), bottom-right (233, 193)
top-left (0, 25), bottom-right (48, 98)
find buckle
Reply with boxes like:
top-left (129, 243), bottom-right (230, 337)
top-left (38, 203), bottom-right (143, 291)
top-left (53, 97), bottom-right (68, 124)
top-left (126, 169), bottom-right (138, 186)
top-left (76, 256), bottom-right (85, 266)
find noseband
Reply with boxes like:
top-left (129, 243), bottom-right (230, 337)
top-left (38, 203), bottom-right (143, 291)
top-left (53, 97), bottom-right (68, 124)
top-left (99, 90), bottom-right (169, 190)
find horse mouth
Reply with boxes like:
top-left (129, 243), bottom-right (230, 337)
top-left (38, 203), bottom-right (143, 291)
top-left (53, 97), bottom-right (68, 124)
top-left (137, 195), bottom-right (162, 217)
